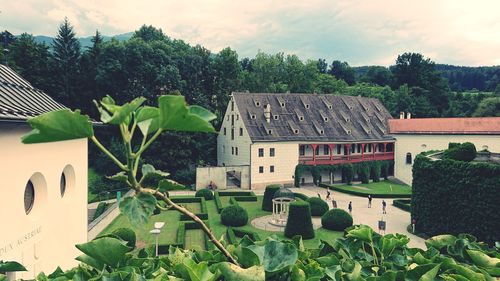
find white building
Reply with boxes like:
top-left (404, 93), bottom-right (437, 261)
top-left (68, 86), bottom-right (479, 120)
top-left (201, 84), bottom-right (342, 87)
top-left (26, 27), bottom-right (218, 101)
top-left (212, 93), bottom-right (395, 190)
top-left (0, 65), bottom-right (88, 279)
top-left (389, 115), bottom-right (500, 185)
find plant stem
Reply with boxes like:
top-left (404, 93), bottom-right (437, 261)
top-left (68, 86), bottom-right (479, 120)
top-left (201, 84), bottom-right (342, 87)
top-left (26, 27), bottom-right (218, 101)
top-left (135, 129), bottom-right (162, 156)
top-left (90, 136), bottom-right (127, 171)
top-left (142, 187), bottom-right (240, 266)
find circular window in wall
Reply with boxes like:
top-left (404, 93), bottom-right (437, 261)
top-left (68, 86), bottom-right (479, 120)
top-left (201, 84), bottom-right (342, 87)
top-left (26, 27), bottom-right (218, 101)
top-left (60, 172), bottom-right (67, 197)
top-left (24, 180), bottom-right (35, 214)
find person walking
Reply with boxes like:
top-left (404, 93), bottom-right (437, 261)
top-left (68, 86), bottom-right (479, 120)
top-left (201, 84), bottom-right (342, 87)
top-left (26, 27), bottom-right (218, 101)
top-left (326, 189), bottom-right (331, 200)
top-left (348, 201), bottom-right (352, 213)
top-left (368, 195), bottom-right (372, 208)
top-left (382, 200), bottom-right (387, 214)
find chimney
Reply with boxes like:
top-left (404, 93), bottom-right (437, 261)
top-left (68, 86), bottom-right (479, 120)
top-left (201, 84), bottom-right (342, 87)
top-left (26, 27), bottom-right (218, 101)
top-left (264, 104), bottom-right (271, 123)
top-left (399, 111), bottom-right (404, 119)
top-left (407, 112), bottom-right (412, 119)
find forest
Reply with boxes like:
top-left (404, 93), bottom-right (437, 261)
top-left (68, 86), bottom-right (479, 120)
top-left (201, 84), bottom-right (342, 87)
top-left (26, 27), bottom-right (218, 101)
top-left (1, 20), bottom-right (499, 185)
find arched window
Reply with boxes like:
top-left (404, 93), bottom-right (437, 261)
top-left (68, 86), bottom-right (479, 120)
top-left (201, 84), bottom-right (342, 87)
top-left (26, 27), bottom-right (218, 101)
top-left (24, 180), bottom-right (35, 214)
top-left (60, 172), bottom-right (67, 197)
top-left (406, 153), bottom-right (412, 164)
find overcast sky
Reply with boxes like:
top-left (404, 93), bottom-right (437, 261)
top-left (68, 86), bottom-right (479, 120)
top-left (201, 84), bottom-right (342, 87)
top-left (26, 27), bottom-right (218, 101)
top-left (1, 0), bottom-right (499, 66)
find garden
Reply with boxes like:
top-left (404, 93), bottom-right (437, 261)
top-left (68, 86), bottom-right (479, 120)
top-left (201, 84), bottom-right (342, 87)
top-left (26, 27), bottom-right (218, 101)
top-left (323, 180), bottom-right (412, 198)
top-left (4, 95), bottom-right (498, 280)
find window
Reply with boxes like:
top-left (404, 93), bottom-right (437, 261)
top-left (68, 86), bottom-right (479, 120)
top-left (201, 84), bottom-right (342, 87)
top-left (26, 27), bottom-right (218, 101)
top-left (231, 101), bottom-right (234, 111)
top-left (239, 128), bottom-right (243, 136)
top-left (267, 129), bottom-right (272, 135)
top-left (273, 115), bottom-right (279, 120)
top-left (294, 129), bottom-right (299, 134)
top-left (256, 101), bottom-right (261, 107)
top-left (231, 115), bottom-right (234, 126)
top-left (251, 114), bottom-right (256, 119)
top-left (357, 144), bottom-right (361, 153)
top-left (305, 104), bottom-right (310, 109)
top-left (281, 102), bottom-right (285, 107)
top-left (259, 166), bottom-right (264, 173)
top-left (337, 145), bottom-right (341, 154)
top-left (231, 129), bottom-right (234, 140)
top-left (60, 172), bottom-right (67, 197)
top-left (258, 148), bottom-right (264, 157)
top-left (24, 180), bottom-right (35, 215)
top-left (406, 153), bottom-right (412, 164)
top-left (223, 145), bottom-right (225, 153)
top-left (223, 127), bottom-right (226, 135)
top-left (227, 115), bottom-right (229, 121)
top-left (270, 148), bottom-right (275, 157)
top-left (270, 166), bottom-right (275, 173)
top-left (378, 143), bottom-right (384, 152)
top-left (236, 114), bottom-right (239, 120)
top-left (231, 147), bottom-right (234, 155)
top-left (351, 145), bottom-right (355, 153)
top-left (315, 146), bottom-right (320, 155)
top-left (299, 145), bottom-right (305, 156)
top-left (368, 144), bottom-right (372, 152)
top-left (235, 147), bottom-right (238, 155)
top-left (299, 116), bottom-right (304, 121)
top-left (324, 117), bottom-right (328, 122)
top-left (323, 145), bottom-right (329, 155)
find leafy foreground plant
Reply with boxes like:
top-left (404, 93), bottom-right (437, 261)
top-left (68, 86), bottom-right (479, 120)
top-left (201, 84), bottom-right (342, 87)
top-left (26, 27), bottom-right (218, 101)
top-left (4, 225), bottom-right (499, 280)
top-left (21, 95), bottom-right (238, 264)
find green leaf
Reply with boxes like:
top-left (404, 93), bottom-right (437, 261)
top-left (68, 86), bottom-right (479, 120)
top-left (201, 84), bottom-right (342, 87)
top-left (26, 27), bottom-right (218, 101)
top-left (22, 109), bottom-right (94, 144)
top-left (466, 250), bottom-right (500, 268)
top-left (141, 164), bottom-right (170, 183)
top-left (0, 274), bottom-right (6, 281)
top-left (406, 263), bottom-right (441, 281)
top-left (324, 265), bottom-right (342, 281)
top-left (158, 95), bottom-right (216, 133)
top-left (95, 96), bottom-right (145, 125)
top-left (75, 237), bottom-right (131, 267)
top-left (136, 106), bottom-right (160, 135)
top-left (262, 240), bottom-right (298, 273)
top-left (450, 264), bottom-right (486, 281)
top-left (345, 261), bottom-right (362, 280)
top-left (75, 254), bottom-right (105, 270)
top-left (217, 262), bottom-right (265, 281)
top-left (175, 259), bottom-right (217, 281)
top-left (119, 192), bottom-right (157, 225)
top-left (0, 261), bottom-right (27, 272)
top-left (107, 171), bottom-right (129, 184)
top-left (346, 225), bottom-right (374, 243)
top-left (425, 235), bottom-right (457, 250)
top-left (234, 246), bottom-right (262, 268)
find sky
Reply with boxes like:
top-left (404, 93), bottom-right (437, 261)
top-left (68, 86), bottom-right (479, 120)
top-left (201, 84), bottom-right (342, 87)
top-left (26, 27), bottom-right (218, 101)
top-left (1, 0), bottom-right (500, 66)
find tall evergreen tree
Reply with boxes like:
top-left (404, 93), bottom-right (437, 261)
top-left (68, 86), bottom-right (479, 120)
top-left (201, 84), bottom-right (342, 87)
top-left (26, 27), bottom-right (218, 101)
top-left (52, 17), bottom-right (81, 107)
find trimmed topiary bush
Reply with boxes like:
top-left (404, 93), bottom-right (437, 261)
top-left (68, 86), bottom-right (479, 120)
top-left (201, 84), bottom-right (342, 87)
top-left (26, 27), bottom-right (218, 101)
top-left (342, 164), bottom-right (354, 185)
top-left (442, 142), bottom-right (477, 162)
top-left (306, 197), bottom-right (329, 216)
top-left (221, 205), bottom-right (248, 227)
top-left (285, 201), bottom-right (315, 239)
top-left (112, 228), bottom-right (137, 248)
top-left (195, 189), bottom-right (214, 200)
top-left (92, 202), bottom-right (108, 220)
top-left (321, 209), bottom-right (353, 231)
top-left (262, 184), bottom-right (281, 211)
top-left (357, 162), bottom-right (370, 184)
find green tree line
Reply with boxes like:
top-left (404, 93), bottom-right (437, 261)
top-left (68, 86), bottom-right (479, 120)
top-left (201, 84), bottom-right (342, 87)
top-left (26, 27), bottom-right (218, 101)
top-left (1, 21), bottom-right (498, 184)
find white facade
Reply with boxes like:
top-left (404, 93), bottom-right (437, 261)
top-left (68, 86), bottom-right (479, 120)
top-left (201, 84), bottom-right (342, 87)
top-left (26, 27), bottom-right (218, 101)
top-left (217, 97), bottom-right (252, 167)
top-left (250, 142), bottom-right (299, 189)
top-left (393, 134), bottom-right (500, 185)
top-left (0, 124), bottom-right (88, 279)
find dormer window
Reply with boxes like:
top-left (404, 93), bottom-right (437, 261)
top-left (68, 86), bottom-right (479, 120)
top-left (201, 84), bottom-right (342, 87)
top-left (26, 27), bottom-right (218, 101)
top-left (256, 102), bottom-right (260, 107)
top-left (273, 115), bottom-right (279, 120)
top-left (251, 114), bottom-right (256, 119)
top-left (328, 105), bottom-right (332, 109)
top-left (305, 104), bottom-right (310, 109)
top-left (281, 103), bottom-right (285, 107)
top-left (299, 116), bottom-right (304, 121)
top-left (324, 117), bottom-right (328, 122)
top-left (267, 129), bottom-right (272, 135)
top-left (294, 129), bottom-right (299, 134)
top-left (319, 130), bottom-right (324, 134)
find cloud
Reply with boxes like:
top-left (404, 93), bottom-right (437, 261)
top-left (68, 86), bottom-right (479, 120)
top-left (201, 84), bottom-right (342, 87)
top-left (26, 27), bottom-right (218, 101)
top-left (1, 0), bottom-right (499, 66)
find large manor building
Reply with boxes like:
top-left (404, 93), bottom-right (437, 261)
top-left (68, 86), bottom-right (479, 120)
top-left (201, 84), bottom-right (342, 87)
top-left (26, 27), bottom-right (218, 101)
top-left (214, 92), bottom-right (396, 189)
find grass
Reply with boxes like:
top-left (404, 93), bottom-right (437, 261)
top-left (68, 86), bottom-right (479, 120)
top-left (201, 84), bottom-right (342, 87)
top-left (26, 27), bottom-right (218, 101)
top-left (178, 202), bottom-right (202, 213)
top-left (326, 180), bottom-right (412, 198)
top-left (99, 195), bottom-right (343, 250)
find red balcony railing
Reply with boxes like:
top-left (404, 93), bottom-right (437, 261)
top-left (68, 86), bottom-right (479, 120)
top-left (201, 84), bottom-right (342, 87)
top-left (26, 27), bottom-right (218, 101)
top-left (298, 152), bottom-right (394, 165)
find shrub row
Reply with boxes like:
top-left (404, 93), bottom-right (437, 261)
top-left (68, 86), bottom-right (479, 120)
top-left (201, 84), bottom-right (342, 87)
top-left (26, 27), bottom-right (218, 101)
top-left (195, 189), bottom-right (213, 200)
top-left (170, 197), bottom-right (208, 221)
top-left (393, 199), bottom-right (411, 212)
top-left (442, 142), bottom-right (477, 162)
top-left (294, 160), bottom-right (394, 186)
top-left (214, 191), bottom-right (257, 213)
top-left (412, 154), bottom-right (500, 244)
top-left (214, 192), bottom-right (224, 213)
top-left (293, 192), bottom-right (309, 201)
top-left (225, 227), bottom-right (261, 244)
top-left (175, 221), bottom-right (213, 251)
top-left (92, 202), bottom-right (109, 220)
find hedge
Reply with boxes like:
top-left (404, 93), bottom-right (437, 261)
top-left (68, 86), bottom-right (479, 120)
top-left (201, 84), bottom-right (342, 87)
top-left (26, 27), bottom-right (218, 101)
top-left (92, 202), bottom-right (109, 220)
top-left (221, 205), bottom-right (249, 227)
top-left (321, 209), bottom-right (353, 231)
top-left (284, 201), bottom-right (315, 239)
top-left (393, 199), bottom-right (411, 212)
top-left (226, 227), bottom-right (260, 244)
top-left (175, 221), bottom-right (213, 251)
top-left (306, 197), bottom-right (329, 216)
top-left (195, 189), bottom-right (214, 200)
top-left (217, 191), bottom-right (255, 196)
top-left (171, 197), bottom-right (208, 221)
top-left (262, 185), bottom-right (281, 211)
top-left (442, 142), bottom-right (477, 162)
top-left (412, 154), bottom-right (500, 244)
top-left (214, 192), bottom-right (224, 213)
top-left (293, 192), bottom-right (309, 201)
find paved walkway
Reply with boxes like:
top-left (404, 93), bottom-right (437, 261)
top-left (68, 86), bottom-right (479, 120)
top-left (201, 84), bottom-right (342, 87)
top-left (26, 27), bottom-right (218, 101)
top-left (292, 186), bottom-right (425, 248)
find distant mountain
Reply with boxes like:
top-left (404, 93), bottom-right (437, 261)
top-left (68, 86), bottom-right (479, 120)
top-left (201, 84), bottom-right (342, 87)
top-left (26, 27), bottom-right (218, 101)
top-left (31, 32), bottom-right (133, 49)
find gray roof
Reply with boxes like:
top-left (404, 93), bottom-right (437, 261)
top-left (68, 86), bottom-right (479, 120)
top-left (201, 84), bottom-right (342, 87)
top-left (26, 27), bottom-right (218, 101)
top-left (0, 64), bottom-right (65, 121)
top-left (233, 92), bottom-right (393, 142)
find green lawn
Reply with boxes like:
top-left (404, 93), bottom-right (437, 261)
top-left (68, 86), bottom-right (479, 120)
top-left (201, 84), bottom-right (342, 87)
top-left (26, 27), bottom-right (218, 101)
top-left (99, 195), bottom-right (343, 250)
top-left (327, 180), bottom-right (412, 198)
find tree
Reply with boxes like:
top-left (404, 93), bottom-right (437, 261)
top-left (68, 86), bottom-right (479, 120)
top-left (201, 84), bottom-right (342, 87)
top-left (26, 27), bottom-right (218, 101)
top-left (473, 97), bottom-right (500, 117)
top-left (212, 47), bottom-right (241, 120)
top-left (313, 73), bottom-right (347, 94)
top-left (317, 58), bottom-right (328, 74)
top-left (79, 30), bottom-right (105, 114)
top-left (52, 18), bottom-right (81, 107)
top-left (361, 66), bottom-right (392, 86)
top-left (6, 33), bottom-right (50, 89)
top-left (133, 25), bottom-right (167, 42)
top-left (328, 60), bottom-right (356, 85)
